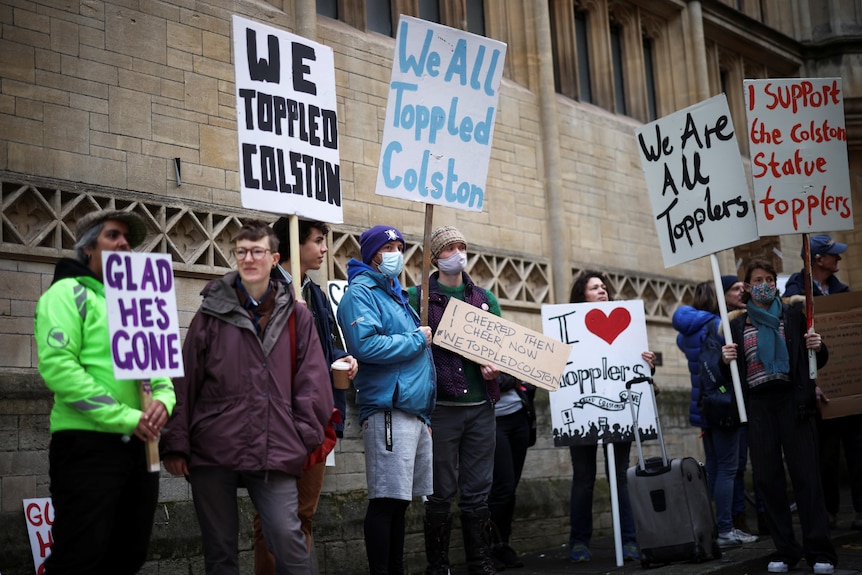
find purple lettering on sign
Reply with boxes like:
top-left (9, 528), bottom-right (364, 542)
top-left (112, 330), bottom-right (182, 371)
top-left (118, 298), bottom-right (140, 328)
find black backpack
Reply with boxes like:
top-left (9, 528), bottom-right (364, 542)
top-left (697, 319), bottom-right (741, 428)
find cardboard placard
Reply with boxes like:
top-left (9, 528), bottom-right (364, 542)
top-left (375, 15), bottom-right (506, 212)
top-left (233, 15), bottom-right (342, 222)
top-left (433, 299), bottom-right (570, 391)
top-left (542, 301), bottom-right (657, 447)
top-left (814, 291), bottom-right (862, 419)
top-left (744, 78), bottom-right (853, 235)
top-left (636, 94), bottom-right (759, 268)
top-left (23, 497), bottom-right (53, 574)
top-left (103, 252), bottom-right (184, 380)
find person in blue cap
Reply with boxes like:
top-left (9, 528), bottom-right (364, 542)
top-left (336, 224), bottom-right (437, 575)
top-left (783, 234), bottom-right (849, 297)
top-left (783, 234), bottom-right (860, 532)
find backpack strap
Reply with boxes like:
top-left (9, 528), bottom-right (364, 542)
top-left (289, 310), bottom-right (296, 377)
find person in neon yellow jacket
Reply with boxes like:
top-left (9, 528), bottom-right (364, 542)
top-left (34, 209), bottom-right (175, 575)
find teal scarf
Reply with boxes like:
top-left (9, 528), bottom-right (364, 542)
top-left (746, 298), bottom-right (790, 375)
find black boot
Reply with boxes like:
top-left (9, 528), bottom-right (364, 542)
top-left (424, 511), bottom-right (452, 575)
top-left (461, 510), bottom-right (498, 575)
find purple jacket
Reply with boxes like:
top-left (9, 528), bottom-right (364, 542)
top-left (422, 272), bottom-right (500, 402)
top-left (161, 271), bottom-right (333, 476)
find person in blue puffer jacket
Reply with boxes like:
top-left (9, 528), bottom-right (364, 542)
top-left (336, 224), bottom-right (436, 575)
top-left (673, 277), bottom-right (757, 548)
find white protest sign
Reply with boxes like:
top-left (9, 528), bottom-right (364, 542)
top-left (636, 94), bottom-right (759, 267)
top-left (433, 299), bottom-right (571, 391)
top-left (327, 279), bottom-right (348, 349)
top-left (744, 78), bottom-right (853, 235)
top-left (542, 301), bottom-right (656, 447)
top-left (103, 252), bottom-right (183, 380)
top-left (233, 15), bottom-right (342, 222)
top-left (23, 497), bottom-right (52, 574)
top-left (375, 16), bottom-right (506, 212)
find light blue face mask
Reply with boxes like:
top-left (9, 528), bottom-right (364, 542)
top-left (378, 251), bottom-right (404, 277)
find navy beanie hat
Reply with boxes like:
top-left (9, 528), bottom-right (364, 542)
top-left (360, 225), bottom-right (405, 264)
top-left (721, 275), bottom-right (739, 294)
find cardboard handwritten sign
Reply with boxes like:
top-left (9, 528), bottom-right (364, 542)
top-left (814, 291), bottom-right (862, 419)
top-left (636, 94), bottom-right (759, 267)
top-left (542, 301), bottom-right (656, 447)
top-left (233, 15), bottom-right (342, 222)
top-left (744, 78), bottom-right (853, 235)
top-left (23, 497), bottom-right (52, 574)
top-left (103, 252), bottom-right (183, 380)
top-left (433, 299), bottom-right (570, 391)
top-left (375, 15), bottom-right (506, 212)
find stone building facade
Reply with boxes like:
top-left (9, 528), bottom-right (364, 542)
top-left (1, 0), bottom-right (860, 573)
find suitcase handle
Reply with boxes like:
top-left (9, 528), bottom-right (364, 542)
top-left (626, 376), bottom-right (668, 470)
top-left (625, 376), bottom-right (652, 389)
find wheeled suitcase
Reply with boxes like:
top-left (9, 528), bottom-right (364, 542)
top-left (625, 376), bottom-right (721, 568)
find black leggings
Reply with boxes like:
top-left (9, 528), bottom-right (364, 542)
top-left (365, 497), bottom-right (411, 575)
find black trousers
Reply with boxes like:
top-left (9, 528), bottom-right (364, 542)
top-left (488, 409), bottom-right (531, 543)
top-left (747, 392), bottom-right (837, 566)
top-left (44, 431), bottom-right (159, 575)
top-left (819, 414), bottom-right (862, 515)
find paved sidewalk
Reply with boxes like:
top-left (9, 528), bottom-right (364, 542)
top-left (508, 525), bottom-right (862, 575)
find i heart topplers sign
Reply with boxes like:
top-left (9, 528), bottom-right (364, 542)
top-left (541, 300), bottom-right (657, 447)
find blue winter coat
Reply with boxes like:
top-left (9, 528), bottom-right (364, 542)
top-left (336, 259), bottom-right (436, 424)
top-left (672, 305), bottom-right (719, 428)
top-left (783, 269), bottom-right (849, 297)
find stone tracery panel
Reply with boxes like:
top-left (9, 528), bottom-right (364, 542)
top-left (2, 176), bottom-right (695, 318)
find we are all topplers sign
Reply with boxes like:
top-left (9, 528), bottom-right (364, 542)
top-left (744, 78), bottom-right (853, 235)
top-left (233, 15), bottom-right (342, 222)
top-left (542, 301), bottom-right (656, 447)
top-left (376, 16), bottom-right (506, 212)
top-left (636, 94), bottom-right (759, 267)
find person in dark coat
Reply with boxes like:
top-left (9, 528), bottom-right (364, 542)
top-left (721, 258), bottom-right (836, 575)
top-left (783, 234), bottom-right (861, 531)
top-left (161, 220), bottom-right (333, 575)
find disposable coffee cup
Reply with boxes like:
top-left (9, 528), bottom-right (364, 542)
top-left (331, 361), bottom-right (351, 389)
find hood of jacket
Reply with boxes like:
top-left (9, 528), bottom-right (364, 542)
top-left (52, 257), bottom-right (98, 285)
top-left (198, 271), bottom-right (295, 358)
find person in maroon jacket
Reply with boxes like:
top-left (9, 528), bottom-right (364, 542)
top-left (161, 219), bottom-right (333, 575)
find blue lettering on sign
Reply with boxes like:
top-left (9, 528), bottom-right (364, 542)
top-left (381, 143), bottom-right (484, 209)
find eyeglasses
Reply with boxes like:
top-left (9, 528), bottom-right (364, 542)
top-left (231, 248), bottom-right (271, 261)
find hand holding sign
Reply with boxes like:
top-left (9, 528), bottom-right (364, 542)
top-left (103, 252), bottom-right (183, 472)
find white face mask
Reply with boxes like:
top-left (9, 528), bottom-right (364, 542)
top-left (437, 251), bottom-right (467, 275)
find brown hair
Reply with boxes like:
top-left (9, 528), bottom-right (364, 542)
top-left (570, 270), bottom-right (613, 303)
top-left (234, 219), bottom-right (279, 253)
top-left (692, 281), bottom-right (718, 315)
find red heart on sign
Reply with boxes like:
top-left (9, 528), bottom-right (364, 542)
top-left (585, 308), bottom-right (631, 345)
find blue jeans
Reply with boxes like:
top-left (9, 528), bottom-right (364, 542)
top-left (733, 427), bottom-right (749, 516)
top-left (703, 426), bottom-right (741, 533)
top-left (569, 442), bottom-right (636, 547)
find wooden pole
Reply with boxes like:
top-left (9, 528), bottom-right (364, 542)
top-left (802, 233), bottom-right (817, 378)
top-left (289, 215), bottom-right (304, 302)
top-left (420, 205), bottom-right (434, 324)
top-left (139, 380), bottom-right (161, 472)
